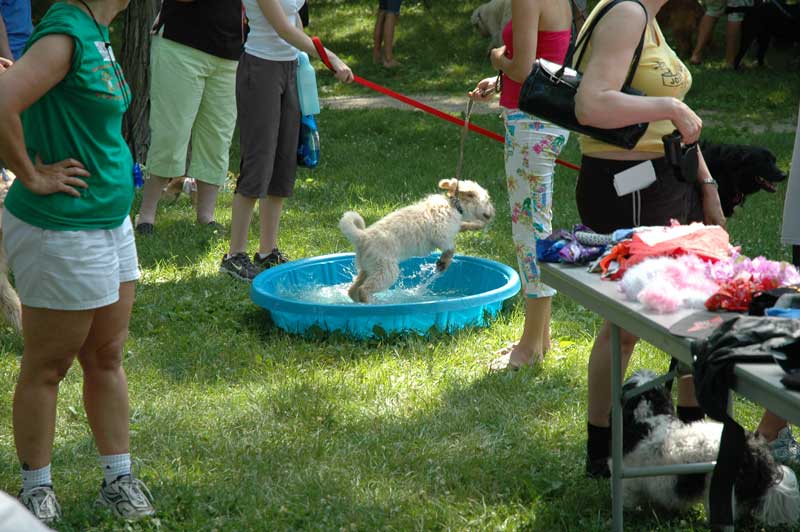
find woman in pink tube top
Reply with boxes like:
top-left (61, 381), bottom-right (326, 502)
top-left (470, 0), bottom-right (573, 371)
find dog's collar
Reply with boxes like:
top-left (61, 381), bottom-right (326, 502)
top-left (450, 195), bottom-right (464, 214)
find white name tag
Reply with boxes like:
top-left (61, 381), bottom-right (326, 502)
top-left (94, 41), bottom-right (116, 62)
top-left (613, 160), bottom-right (657, 197)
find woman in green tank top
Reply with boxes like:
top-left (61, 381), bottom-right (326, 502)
top-left (0, 0), bottom-right (155, 523)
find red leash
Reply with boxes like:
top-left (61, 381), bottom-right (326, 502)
top-left (311, 37), bottom-right (581, 173)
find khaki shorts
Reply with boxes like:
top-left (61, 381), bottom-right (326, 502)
top-left (2, 212), bottom-right (140, 311)
top-left (704, 0), bottom-right (753, 22)
top-left (147, 36), bottom-right (238, 186)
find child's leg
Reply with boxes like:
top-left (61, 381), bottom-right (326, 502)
top-left (373, 9), bottom-right (386, 63)
top-left (382, 12), bottom-right (400, 67)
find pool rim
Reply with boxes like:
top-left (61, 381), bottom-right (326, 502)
top-left (250, 252), bottom-right (520, 316)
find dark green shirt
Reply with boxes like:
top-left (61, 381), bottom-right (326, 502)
top-left (5, 2), bottom-right (133, 230)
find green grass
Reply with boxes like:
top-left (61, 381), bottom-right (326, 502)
top-left (1, 2), bottom-right (799, 530)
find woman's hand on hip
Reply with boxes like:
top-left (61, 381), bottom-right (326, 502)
top-left (468, 76), bottom-right (497, 101)
top-left (701, 185), bottom-right (726, 229)
top-left (669, 99), bottom-right (703, 145)
top-left (24, 155), bottom-right (90, 197)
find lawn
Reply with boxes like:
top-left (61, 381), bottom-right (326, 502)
top-left (1, 1), bottom-right (799, 531)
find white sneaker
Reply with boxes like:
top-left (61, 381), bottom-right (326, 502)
top-left (95, 474), bottom-right (155, 521)
top-left (18, 485), bottom-right (62, 525)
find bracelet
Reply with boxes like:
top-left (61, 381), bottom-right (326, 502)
top-left (699, 177), bottom-right (718, 187)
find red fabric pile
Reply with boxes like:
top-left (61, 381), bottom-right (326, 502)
top-left (705, 274), bottom-right (782, 312)
top-left (600, 223), bottom-right (732, 281)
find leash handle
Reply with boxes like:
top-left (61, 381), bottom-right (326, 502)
top-left (311, 36), bottom-right (334, 72)
top-left (310, 36), bottom-right (581, 173)
top-left (455, 99), bottom-right (474, 182)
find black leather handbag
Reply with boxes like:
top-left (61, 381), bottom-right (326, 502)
top-left (518, 0), bottom-right (649, 150)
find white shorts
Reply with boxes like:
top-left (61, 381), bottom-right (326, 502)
top-left (2, 211), bottom-right (140, 311)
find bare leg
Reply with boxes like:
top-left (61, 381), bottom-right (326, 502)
top-left (382, 13), bottom-right (400, 68)
top-left (258, 195), bottom-right (284, 255)
top-left (77, 282), bottom-right (135, 456)
top-left (490, 297), bottom-right (551, 370)
top-left (373, 10), bottom-right (386, 63)
top-left (195, 179), bottom-right (220, 225)
top-left (137, 174), bottom-right (171, 226)
top-left (228, 192), bottom-right (257, 255)
top-left (690, 14), bottom-right (719, 65)
top-left (14, 306), bottom-right (94, 469)
top-left (587, 320), bottom-right (639, 427)
top-left (724, 20), bottom-right (743, 68)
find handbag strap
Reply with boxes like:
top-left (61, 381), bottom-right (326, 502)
top-left (572, 0), bottom-right (649, 89)
top-left (562, 0), bottom-right (579, 67)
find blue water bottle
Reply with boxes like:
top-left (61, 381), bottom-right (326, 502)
top-left (296, 51), bottom-right (320, 116)
top-left (297, 115), bottom-right (320, 169)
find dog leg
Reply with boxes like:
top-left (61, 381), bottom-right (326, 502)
top-left (459, 221), bottom-right (486, 232)
top-left (0, 242), bottom-right (21, 332)
top-left (348, 271), bottom-right (367, 303)
top-left (358, 262), bottom-right (399, 302)
top-left (436, 249), bottom-right (454, 272)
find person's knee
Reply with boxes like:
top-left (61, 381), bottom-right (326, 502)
top-left (20, 355), bottom-right (74, 387)
top-left (79, 337), bottom-right (126, 373)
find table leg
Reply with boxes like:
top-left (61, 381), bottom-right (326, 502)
top-left (611, 323), bottom-right (623, 532)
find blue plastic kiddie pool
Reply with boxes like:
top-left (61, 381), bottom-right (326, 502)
top-left (250, 253), bottom-right (520, 338)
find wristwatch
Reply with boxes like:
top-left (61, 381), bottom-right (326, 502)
top-left (699, 177), bottom-right (718, 187)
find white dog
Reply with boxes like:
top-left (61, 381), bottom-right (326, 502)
top-left (471, 0), bottom-right (512, 50)
top-left (0, 169), bottom-right (22, 331)
top-left (619, 370), bottom-right (800, 527)
top-left (339, 178), bottom-right (495, 303)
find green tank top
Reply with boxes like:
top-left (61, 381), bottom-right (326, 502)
top-left (5, 2), bottom-right (134, 230)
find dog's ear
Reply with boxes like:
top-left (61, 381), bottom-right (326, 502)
top-left (438, 179), bottom-right (458, 193)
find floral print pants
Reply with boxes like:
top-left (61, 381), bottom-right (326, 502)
top-left (503, 110), bottom-right (569, 298)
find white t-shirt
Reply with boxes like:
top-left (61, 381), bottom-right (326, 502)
top-left (243, 0), bottom-right (305, 61)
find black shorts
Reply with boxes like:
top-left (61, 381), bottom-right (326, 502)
top-left (235, 53), bottom-right (300, 199)
top-left (575, 155), bottom-right (702, 234)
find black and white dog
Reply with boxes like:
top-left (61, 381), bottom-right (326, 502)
top-left (692, 141), bottom-right (788, 220)
top-left (618, 371), bottom-right (800, 526)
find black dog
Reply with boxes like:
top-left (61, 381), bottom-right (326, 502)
top-left (734, 0), bottom-right (800, 69)
top-left (689, 141), bottom-right (788, 221)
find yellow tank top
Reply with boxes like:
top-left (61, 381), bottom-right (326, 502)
top-left (576, 2), bottom-right (692, 154)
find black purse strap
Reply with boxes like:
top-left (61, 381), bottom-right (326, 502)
top-left (572, 0), bottom-right (649, 89)
top-left (562, 0), bottom-right (579, 67)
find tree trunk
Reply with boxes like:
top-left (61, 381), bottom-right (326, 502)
top-left (120, 0), bottom-right (159, 164)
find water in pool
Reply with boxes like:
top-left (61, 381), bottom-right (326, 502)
top-left (276, 262), bottom-right (460, 304)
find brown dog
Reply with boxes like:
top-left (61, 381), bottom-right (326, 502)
top-left (657, 0), bottom-right (704, 58)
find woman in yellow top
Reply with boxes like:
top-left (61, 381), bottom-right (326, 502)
top-left (572, 0), bottom-right (726, 477)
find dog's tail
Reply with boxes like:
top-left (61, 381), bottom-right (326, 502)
top-left (339, 211), bottom-right (366, 244)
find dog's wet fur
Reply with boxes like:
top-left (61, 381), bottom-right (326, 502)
top-left (339, 179), bottom-right (494, 303)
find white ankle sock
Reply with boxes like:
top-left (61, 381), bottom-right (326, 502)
top-left (22, 464), bottom-right (52, 491)
top-left (100, 453), bottom-right (131, 485)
